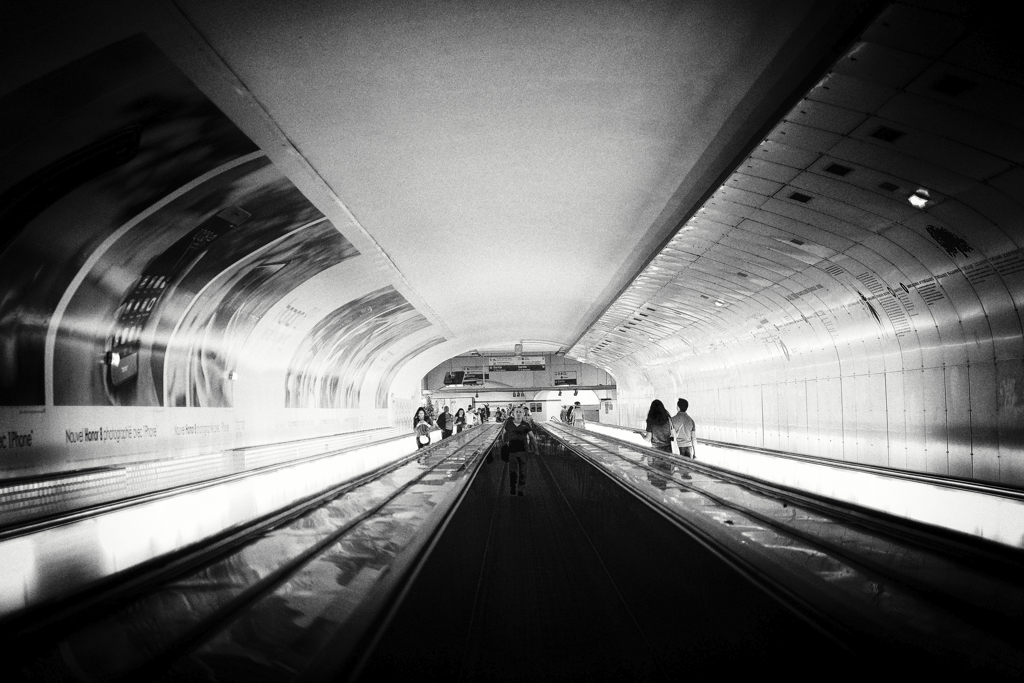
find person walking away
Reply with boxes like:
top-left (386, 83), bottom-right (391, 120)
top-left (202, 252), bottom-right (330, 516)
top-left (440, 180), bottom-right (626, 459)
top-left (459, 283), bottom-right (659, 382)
top-left (413, 407), bottom-right (433, 450)
top-left (454, 408), bottom-right (467, 434)
top-left (438, 406), bottom-right (453, 439)
top-left (670, 398), bottom-right (697, 459)
top-left (570, 401), bottom-right (585, 428)
top-left (503, 406), bottom-right (537, 497)
top-left (641, 399), bottom-right (674, 489)
top-left (641, 400), bottom-right (673, 453)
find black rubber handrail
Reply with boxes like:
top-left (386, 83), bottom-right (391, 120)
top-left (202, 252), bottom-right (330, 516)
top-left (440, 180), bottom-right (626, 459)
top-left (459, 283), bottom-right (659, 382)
top-left (118, 427), bottom-right (502, 683)
top-left (11, 427), bottom-right (502, 683)
top-left (588, 420), bottom-right (1024, 500)
top-left (4, 428), bottom-right (453, 637)
top-left (575, 422), bottom-right (1024, 568)
top-left (300, 429), bottom-right (502, 683)
top-left (536, 422), bottom-right (862, 653)
top-left (541, 422), bottom-right (1024, 656)
top-left (0, 428), bottom-right (420, 541)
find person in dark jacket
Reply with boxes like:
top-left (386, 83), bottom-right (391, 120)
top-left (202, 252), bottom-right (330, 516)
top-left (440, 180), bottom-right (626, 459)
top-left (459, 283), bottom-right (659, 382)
top-left (455, 408), bottom-right (467, 433)
top-left (503, 405), bottom-right (538, 497)
top-left (438, 406), bottom-right (453, 438)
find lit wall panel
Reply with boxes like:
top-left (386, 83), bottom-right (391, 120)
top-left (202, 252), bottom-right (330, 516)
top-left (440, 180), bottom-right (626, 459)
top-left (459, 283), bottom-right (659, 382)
top-left (573, 5), bottom-right (1024, 489)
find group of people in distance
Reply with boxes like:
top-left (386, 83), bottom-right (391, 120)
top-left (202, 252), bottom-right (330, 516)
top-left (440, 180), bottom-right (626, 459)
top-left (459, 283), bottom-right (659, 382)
top-left (411, 401), bottom-right (538, 497)
top-left (411, 403), bottom-right (509, 449)
top-left (412, 404), bottom-right (485, 449)
top-left (640, 398), bottom-right (696, 458)
top-left (559, 401), bottom-right (586, 428)
top-left (411, 397), bottom-right (695, 495)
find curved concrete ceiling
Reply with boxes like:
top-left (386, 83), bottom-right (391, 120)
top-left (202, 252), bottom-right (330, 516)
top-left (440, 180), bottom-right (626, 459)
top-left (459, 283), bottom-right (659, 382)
top-left (170, 0), bottom-right (873, 350)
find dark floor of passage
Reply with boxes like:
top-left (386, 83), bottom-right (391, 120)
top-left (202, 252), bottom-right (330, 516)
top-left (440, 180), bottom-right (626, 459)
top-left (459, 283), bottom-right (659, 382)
top-left (355, 439), bottom-right (855, 682)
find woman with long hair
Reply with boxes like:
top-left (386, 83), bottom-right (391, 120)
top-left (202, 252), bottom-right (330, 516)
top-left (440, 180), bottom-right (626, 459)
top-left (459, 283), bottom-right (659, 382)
top-left (642, 399), bottom-right (675, 489)
top-left (454, 408), bottom-right (467, 433)
top-left (413, 407), bottom-right (433, 450)
top-left (641, 399), bottom-right (673, 453)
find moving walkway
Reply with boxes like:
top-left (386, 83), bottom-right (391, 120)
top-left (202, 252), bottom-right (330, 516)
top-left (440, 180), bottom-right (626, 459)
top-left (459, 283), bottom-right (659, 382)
top-left (6, 421), bottom-right (1023, 680)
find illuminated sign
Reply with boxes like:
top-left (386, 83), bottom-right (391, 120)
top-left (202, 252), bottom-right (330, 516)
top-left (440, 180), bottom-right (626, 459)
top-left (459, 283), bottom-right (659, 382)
top-left (553, 370), bottom-right (577, 386)
top-left (488, 356), bottom-right (545, 371)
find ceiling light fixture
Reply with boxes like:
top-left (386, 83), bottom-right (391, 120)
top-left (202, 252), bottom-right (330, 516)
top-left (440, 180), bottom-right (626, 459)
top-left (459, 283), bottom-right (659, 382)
top-left (909, 188), bottom-right (931, 209)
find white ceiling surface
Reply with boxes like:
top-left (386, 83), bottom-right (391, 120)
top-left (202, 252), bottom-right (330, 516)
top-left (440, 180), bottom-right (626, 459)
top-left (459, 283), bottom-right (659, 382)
top-left (176, 0), bottom-right (854, 352)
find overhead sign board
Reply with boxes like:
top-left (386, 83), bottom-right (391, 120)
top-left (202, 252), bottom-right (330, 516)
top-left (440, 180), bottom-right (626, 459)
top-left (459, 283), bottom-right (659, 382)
top-left (488, 356), bottom-right (545, 371)
top-left (553, 370), bottom-right (577, 386)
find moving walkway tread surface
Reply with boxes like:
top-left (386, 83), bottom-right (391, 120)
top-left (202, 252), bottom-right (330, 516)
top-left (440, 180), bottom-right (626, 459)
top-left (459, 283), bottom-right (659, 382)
top-left (353, 432), bottom-right (857, 682)
top-left (7, 425), bottom-right (500, 682)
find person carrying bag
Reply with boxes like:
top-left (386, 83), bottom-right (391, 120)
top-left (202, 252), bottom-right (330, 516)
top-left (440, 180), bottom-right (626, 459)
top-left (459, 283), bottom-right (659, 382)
top-left (669, 398), bottom-right (697, 459)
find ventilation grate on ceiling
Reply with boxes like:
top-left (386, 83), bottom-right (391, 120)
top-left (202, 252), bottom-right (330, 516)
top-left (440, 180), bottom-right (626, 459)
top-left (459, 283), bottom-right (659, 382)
top-left (824, 163), bottom-right (853, 176)
top-left (878, 181), bottom-right (899, 192)
top-left (870, 126), bottom-right (905, 142)
top-left (789, 192), bottom-right (813, 203)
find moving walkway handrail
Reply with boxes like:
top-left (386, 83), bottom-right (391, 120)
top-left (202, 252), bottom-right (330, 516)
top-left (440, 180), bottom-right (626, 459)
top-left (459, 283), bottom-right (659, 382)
top-left (0, 427), bottom-right (428, 541)
top-left (546, 421), bottom-right (1024, 578)
top-left (586, 419), bottom-right (1024, 500)
top-left (539, 421), bottom-right (1024, 670)
top-left (12, 426), bottom-right (503, 682)
top-left (4, 427), bottom-right (444, 633)
top-left (302, 427), bottom-right (503, 683)
top-left (574, 420), bottom-right (1024, 572)
top-left (537, 421), bottom-right (860, 647)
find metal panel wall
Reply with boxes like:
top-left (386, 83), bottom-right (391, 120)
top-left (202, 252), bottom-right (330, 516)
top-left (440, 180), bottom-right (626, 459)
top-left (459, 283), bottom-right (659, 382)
top-left (945, 364), bottom-right (973, 478)
top-left (884, 371), bottom-right (907, 470)
top-left (582, 5), bottom-right (1024, 488)
top-left (968, 362), bottom-right (999, 483)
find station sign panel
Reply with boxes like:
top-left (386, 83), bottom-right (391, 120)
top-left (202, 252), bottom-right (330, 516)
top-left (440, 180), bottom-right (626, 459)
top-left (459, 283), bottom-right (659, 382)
top-left (488, 356), bottom-right (545, 371)
top-left (553, 371), bottom-right (577, 386)
top-left (461, 371), bottom-right (486, 385)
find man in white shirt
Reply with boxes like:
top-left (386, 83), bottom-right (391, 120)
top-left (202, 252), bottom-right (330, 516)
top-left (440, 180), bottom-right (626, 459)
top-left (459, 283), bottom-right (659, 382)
top-left (669, 398), bottom-right (696, 459)
top-left (570, 401), bottom-right (585, 428)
